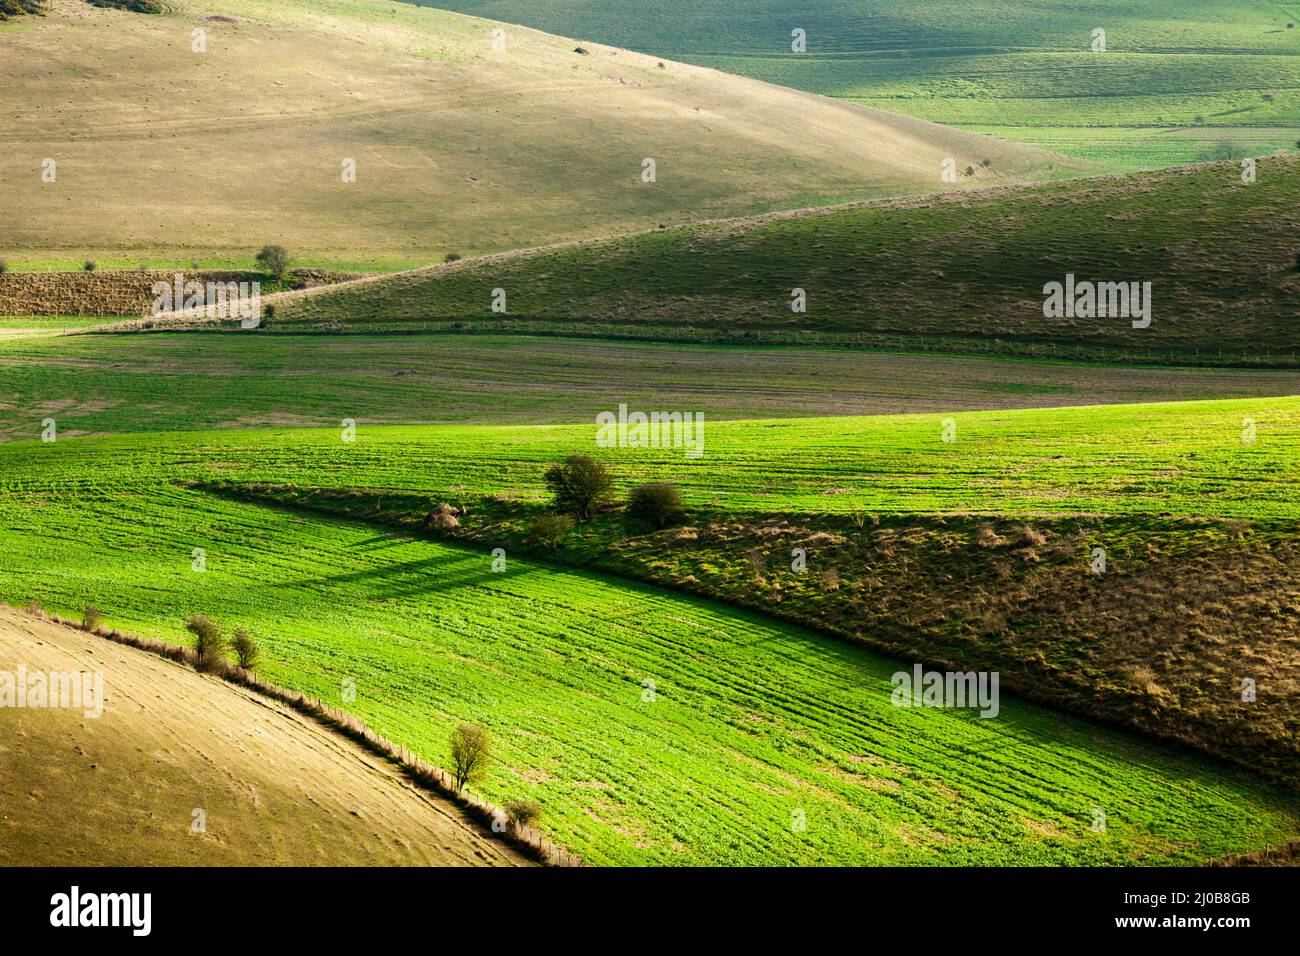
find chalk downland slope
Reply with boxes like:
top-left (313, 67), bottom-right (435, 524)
top-left (259, 157), bottom-right (1300, 364)
top-left (0, 0), bottom-right (1083, 269)
top-left (421, 0), bottom-right (1300, 169)
top-left (0, 606), bottom-right (528, 866)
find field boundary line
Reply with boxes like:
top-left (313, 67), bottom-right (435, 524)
top-left (5, 603), bottom-right (580, 867)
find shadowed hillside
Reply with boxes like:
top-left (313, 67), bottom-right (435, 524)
top-left (244, 157), bottom-right (1300, 365)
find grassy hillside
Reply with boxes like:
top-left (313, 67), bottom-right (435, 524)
top-left (0, 0), bottom-right (1079, 270)
top-left (233, 487), bottom-right (1300, 785)
top-left (254, 158), bottom-right (1300, 364)
top-left (420, 0), bottom-right (1300, 169)
top-left (0, 606), bottom-right (528, 865)
top-left (0, 431), bottom-right (1297, 864)
top-left (2, 395), bottom-right (1297, 791)
top-left (2, 333), bottom-right (1298, 437)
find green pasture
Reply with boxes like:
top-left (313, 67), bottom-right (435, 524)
top-left (1, 424), bottom-right (1297, 864)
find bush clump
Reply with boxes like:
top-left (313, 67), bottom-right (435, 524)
top-left (424, 502), bottom-right (460, 530)
top-left (255, 244), bottom-right (291, 280)
top-left (528, 513), bottom-right (574, 550)
top-left (185, 614), bottom-right (226, 672)
top-left (86, 0), bottom-right (165, 13)
top-left (626, 482), bottom-right (684, 530)
top-left (0, 2), bottom-right (48, 22)
top-left (543, 454), bottom-right (612, 519)
top-left (503, 798), bottom-right (543, 830)
top-left (83, 260), bottom-right (97, 272)
top-left (231, 628), bottom-right (260, 670)
top-left (82, 604), bottom-right (103, 629)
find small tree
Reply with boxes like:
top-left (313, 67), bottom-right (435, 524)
top-left (83, 260), bottom-right (96, 272)
top-left (543, 454), bottom-right (612, 519)
top-left (254, 244), bottom-right (291, 280)
top-left (528, 513), bottom-right (574, 550)
top-left (185, 614), bottom-right (226, 672)
top-left (626, 482), bottom-right (683, 530)
top-left (503, 798), bottom-right (542, 830)
top-left (443, 252), bottom-right (462, 263)
top-left (82, 604), bottom-right (102, 629)
top-left (450, 723), bottom-right (491, 790)
top-left (231, 628), bottom-right (260, 670)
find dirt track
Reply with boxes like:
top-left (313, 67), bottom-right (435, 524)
top-left (0, 607), bottom-right (528, 866)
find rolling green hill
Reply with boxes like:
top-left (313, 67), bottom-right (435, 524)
top-left (3, 395), bottom-right (1297, 789)
top-left (1, 410), bottom-right (1298, 864)
top-left (0, 0), bottom-right (1080, 270)
top-left (239, 157), bottom-right (1300, 364)
top-left (418, 0), bottom-right (1300, 169)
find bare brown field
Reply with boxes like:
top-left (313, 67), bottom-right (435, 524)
top-left (0, 606), bottom-right (529, 866)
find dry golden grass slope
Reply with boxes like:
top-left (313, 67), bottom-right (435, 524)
top-left (0, 0), bottom-right (1088, 269)
top-left (0, 606), bottom-right (528, 865)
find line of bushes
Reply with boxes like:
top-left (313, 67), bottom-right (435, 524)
top-left (16, 600), bottom-right (575, 866)
top-left (531, 454), bottom-right (683, 549)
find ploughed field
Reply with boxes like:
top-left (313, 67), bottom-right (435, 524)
top-left (0, 605), bottom-right (529, 866)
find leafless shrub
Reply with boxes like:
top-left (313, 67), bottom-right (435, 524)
top-left (231, 628), bottom-right (260, 670)
top-left (543, 454), bottom-right (612, 520)
top-left (185, 614), bottom-right (226, 672)
top-left (450, 724), bottom-right (492, 790)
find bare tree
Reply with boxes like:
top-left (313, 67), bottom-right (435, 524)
top-left (231, 628), bottom-right (260, 670)
top-left (450, 723), bottom-right (492, 790)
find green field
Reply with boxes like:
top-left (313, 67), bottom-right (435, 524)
top-left (254, 158), bottom-right (1300, 364)
top-left (2, 332), bottom-right (1298, 438)
top-left (3, 0), bottom-right (1298, 871)
top-left (421, 0), bottom-right (1300, 169)
top-left (2, 410), bottom-right (1299, 864)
